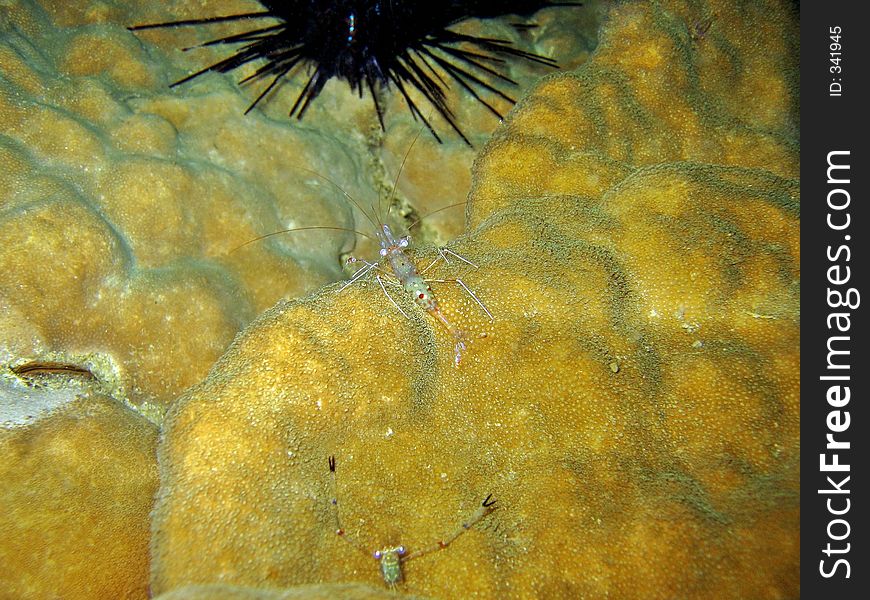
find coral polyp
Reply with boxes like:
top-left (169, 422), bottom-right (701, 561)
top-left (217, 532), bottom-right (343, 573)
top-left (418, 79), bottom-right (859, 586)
top-left (129, 1), bottom-right (580, 145)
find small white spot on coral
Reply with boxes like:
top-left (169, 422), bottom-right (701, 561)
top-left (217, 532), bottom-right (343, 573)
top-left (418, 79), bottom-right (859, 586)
top-left (385, 427), bottom-right (394, 438)
top-left (681, 321), bottom-right (700, 333)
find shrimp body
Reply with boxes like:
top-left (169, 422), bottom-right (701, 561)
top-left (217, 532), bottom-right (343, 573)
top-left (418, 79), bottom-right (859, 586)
top-left (376, 224), bottom-right (468, 365)
top-left (235, 130), bottom-right (491, 366)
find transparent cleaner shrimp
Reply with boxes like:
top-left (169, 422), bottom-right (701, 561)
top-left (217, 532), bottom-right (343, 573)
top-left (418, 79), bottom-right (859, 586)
top-left (327, 455), bottom-right (498, 586)
top-left (336, 131), bottom-right (493, 366)
top-left (344, 221), bottom-right (493, 367)
top-left (235, 131), bottom-right (494, 366)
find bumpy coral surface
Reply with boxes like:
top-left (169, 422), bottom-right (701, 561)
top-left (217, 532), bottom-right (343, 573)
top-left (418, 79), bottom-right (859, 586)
top-left (150, 0), bottom-right (799, 598)
top-left (153, 582), bottom-right (424, 600)
top-left (0, 386), bottom-right (158, 598)
top-left (0, 0), bottom-right (589, 416)
top-left (0, 0), bottom-right (354, 414)
top-left (1, 2), bottom-right (595, 598)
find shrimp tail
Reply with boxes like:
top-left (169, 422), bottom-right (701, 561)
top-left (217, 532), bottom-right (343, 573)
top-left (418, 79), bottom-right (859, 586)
top-left (453, 336), bottom-right (468, 368)
top-left (430, 307), bottom-right (468, 367)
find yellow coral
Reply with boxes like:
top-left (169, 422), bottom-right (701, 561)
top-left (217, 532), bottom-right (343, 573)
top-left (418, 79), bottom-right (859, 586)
top-left (0, 0), bottom-right (797, 597)
top-left (153, 582), bottom-right (425, 600)
top-left (0, 391), bottom-right (158, 598)
top-left (150, 0), bottom-right (798, 598)
top-left (0, 0), bottom-right (593, 414)
top-left (0, 1), bottom-right (378, 411)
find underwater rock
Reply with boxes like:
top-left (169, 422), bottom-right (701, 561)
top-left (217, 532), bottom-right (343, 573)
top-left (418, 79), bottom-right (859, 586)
top-left (0, 389), bottom-right (158, 598)
top-left (151, 0), bottom-right (799, 598)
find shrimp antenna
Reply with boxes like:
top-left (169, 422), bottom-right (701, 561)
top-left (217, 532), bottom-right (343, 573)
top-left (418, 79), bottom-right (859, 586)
top-left (292, 165), bottom-right (380, 232)
top-left (229, 225), bottom-right (374, 254)
top-left (403, 493), bottom-right (499, 561)
top-left (406, 201), bottom-right (469, 232)
top-left (328, 455), bottom-right (370, 558)
top-left (380, 123), bottom-right (427, 225)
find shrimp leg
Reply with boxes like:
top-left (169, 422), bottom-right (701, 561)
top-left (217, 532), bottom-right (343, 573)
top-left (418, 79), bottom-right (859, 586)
top-left (339, 258), bottom-right (379, 292)
top-left (419, 247), bottom-right (479, 275)
top-left (424, 278), bottom-right (494, 322)
top-left (439, 247), bottom-right (480, 269)
top-left (376, 274), bottom-right (411, 319)
top-left (339, 257), bottom-right (395, 292)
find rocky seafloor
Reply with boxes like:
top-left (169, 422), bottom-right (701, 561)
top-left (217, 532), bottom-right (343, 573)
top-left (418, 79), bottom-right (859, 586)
top-left (1, 0), bottom-right (798, 598)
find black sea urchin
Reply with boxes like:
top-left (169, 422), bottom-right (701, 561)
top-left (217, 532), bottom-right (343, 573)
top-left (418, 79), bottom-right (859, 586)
top-left (129, 1), bottom-right (580, 145)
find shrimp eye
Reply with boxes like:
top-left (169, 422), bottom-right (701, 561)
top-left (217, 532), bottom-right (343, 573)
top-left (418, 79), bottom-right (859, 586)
top-left (397, 546), bottom-right (406, 555)
top-left (379, 248), bottom-right (387, 257)
top-left (373, 550), bottom-right (382, 559)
